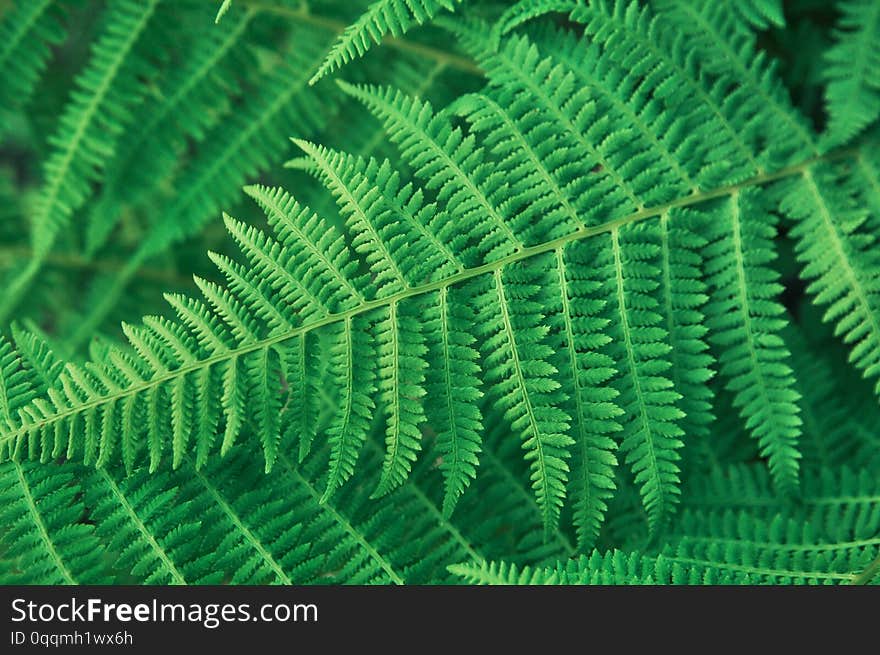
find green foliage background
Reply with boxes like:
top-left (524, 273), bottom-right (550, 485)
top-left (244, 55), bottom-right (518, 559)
top-left (0, 0), bottom-right (878, 585)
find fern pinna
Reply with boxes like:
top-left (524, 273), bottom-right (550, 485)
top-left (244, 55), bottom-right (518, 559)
top-left (0, 0), bottom-right (878, 585)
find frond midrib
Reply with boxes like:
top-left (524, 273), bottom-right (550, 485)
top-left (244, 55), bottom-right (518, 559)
top-left (191, 464), bottom-right (293, 584)
top-left (680, 533), bottom-right (880, 554)
top-left (492, 267), bottom-right (552, 529)
top-left (98, 469), bottom-right (188, 585)
top-left (14, 463), bottom-right (76, 584)
top-left (801, 168), bottom-right (880, 345)
top-left (668, 555), bottom-right (857, 581)
top-left (728, 191), bottom-right (792, 447)
top-left (277, 453), bottom-right (405, 585)
top-left (0, 147), bottom-right (861, 449)
top-left (611, 226), bottom-right (667, 519)
top-left (37, 0), bottom-right (160, 247)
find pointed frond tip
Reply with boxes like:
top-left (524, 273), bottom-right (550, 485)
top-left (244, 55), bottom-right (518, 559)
top-left (309, 0), bottom-right (464, 85)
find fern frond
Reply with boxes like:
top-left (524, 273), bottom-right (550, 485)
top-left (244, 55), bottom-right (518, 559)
top-left (822, 0), bottom-right (880, 147)
top-left (730, 0), bottom-right (784, 30)
top-left (653, 0), bottom-right (816, 168)
top-left (668, 510), bottom-right (877, 584)
top-left (294, 140), bottom-right (462, 289)
top-left (702, 189), bottom-right (801, 491)
top-left (549, 242), bottom-right (621, 549)
top-left (657, 209), bottom-right (715, 445)
top-left (140, 27), bottom-right (332, 250)
top-left (603, 223), bottom-right (685, 532)
top-left (451, 550), bottom-right (665, 584)
top-left (786, 324), bottom-right (866, 467)
top-left (339, 81), bottom-right (524, 266)
top-left (4, 135), bottom-right (863, 536)
top-left (424, 286), bottom-right (484, 518)
top-left (0, 338), bottom-right (37, 427)
top-left (450, 9), bottom-right (765, 243)
top-left (321, 316), bottom-right (378, 502)
top-left (370, 299), bottom-right (430, 497)
top-left (84, 7), bottom-right (260, 256)
top-left (484, 0), bottom-right (787, 183)
top-left (683, 463), bottom-right (880, 551)
top-left (0, 462), bottom-right (106, 584)
top-left (65, 25), bottom-right (337, 349)
top-left (450, 90), bottom-right (585, 242)
top-left (493, 0), bottom-right (583, 39)
top-left (454, 465), bottom-right (880, 584)
top-left (781, 163), bottom-right (880, 398)
top-left (4, 408), bottom-right (487, 585)
top-left (310, 0), bottom-right (463, 84)
top-left (449, 559), bottom-right (560, 585)
top-left (0, 0), bottom-right (164, 323)
top-left (6, 6), bottom-right (880, 550)
top-left (0, 0), bottom-right (66, 111)
top-left (6, 0), bottom-right (880, 590)
top-left (471, 263), bottom-right (573, 533)
top-left (495, 0), bottom-right (785, 35)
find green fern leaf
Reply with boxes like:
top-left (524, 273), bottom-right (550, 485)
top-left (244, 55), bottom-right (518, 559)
top-left (702, 189), bottom-right (802, 492)
top-left (731, 0), bottom-right (784, 30)
top-left (84, 7), bottom-right (261, 256)
top-left (0, 462), bottom-right (106, 584)
top-left (5, 3), bottom-right (880, 565)
top-left (0, 0), bottom-right (66, 111)
top-left (310, 0), bottom-right (463, 84)
top-left (65, 25), bottom-right (338, 350)
top-left (471, 262), bottom-right (573, 533)
top-left (822, 0), bottom-right (880, 147)
top-left (424, 286), bottom-right (484, 518)
top-left (781, 164), bottom-right (880, 398)
top-left (602, 223), bottom-right (685, 532)
top-left (0, 0), bottom-right (164, 323)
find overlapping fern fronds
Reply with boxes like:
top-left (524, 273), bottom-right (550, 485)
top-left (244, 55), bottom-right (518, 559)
top-left (0, 0), bottom-right (878, 585)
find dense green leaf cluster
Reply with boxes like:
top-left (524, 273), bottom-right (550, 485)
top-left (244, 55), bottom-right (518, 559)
top-left (0, 0), bottom-right (877, 585)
